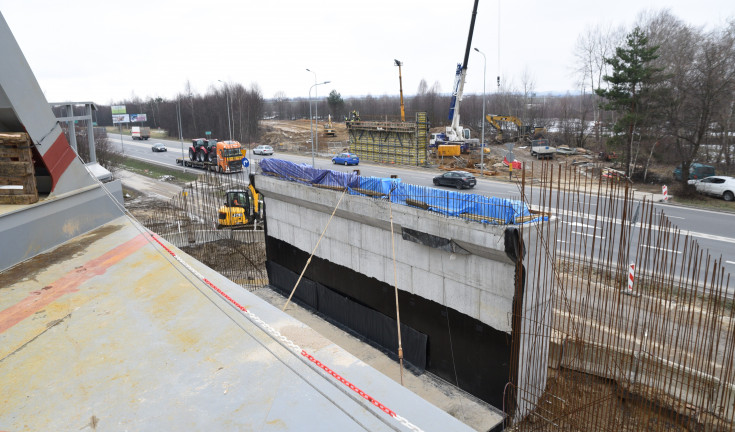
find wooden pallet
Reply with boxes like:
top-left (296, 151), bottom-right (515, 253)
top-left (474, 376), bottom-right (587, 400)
top-left (0, 133), bottom-right (38, 204)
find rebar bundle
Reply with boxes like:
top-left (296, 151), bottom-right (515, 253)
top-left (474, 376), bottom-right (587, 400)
top-left (510, 163), bottom-right (734, 431)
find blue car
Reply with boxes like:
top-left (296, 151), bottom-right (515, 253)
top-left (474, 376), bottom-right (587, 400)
top-left (332, 152), bottom-right (359, 166)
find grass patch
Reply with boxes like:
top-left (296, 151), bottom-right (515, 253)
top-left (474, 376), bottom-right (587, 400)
top-left (672, 194), bottom-right (735, 211)
top-left (118, 158), bottom-right (199, 183)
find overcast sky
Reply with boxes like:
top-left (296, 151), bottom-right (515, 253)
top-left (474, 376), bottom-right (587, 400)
top-left (1, 0), bottom-right (733, 105)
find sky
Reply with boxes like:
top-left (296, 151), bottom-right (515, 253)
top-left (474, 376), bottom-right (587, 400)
top-left (1, 0), bottom-right (733, 105)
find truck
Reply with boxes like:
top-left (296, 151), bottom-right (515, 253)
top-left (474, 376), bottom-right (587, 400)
top-left (217, 175), bottom-right (263, 229)
top-left (433, 0), bottom-right (480, 154)
top-left (131, 126), bottom-right (151, 140)
top-left (530, 139), bottom-right (556, 160)
top-left (176, 139), bottom-right (244, 173)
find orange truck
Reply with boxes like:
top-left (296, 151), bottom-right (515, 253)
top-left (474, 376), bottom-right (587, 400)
top-left (176, 139), bottom-right (244, 173)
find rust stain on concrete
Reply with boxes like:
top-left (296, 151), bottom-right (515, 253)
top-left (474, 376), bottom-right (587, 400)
top-left (0, 233), bottom-right (147, 334)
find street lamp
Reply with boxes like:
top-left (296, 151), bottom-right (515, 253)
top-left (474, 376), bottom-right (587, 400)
top-left (218, 80), bottom-right (233, 141)
top-left (474, 47), bottom-right (487, 177)
top-left (306, 69), bottom-right (317, 166)
top-left (176, 93), bottom-right (193, 160)
top-left (308, 80), bottom-right (330, 167)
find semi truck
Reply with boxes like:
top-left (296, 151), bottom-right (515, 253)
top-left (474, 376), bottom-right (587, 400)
top-left (176, 139), bottom-right (244, 173)
top-left (131, 126), bottom-right (151, 140)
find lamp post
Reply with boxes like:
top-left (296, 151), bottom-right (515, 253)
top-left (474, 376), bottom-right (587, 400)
top-left (306, 69), bottom-right (317, 166)
top-left (308, 80), bottom-right (330, 167)
top-left (177, 96), bottom-right (184, 159)
top-left (176, 93), bottom-right (193, 161)
top-left (218, 80), bottom-right (232, 141)
top-left (474, 47), bottom-right (487, 177)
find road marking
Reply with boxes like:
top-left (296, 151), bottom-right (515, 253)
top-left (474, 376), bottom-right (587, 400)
top-left (565, 221), bottom-right (597, 229)
top-left (667, 215), bottom-right (685, 219)
top-left (641, 244), bottom-right (682, 254)
top-left (726, 261), bottom-right (735, 266)
top-left (572, 231), bottom-right (605, 240)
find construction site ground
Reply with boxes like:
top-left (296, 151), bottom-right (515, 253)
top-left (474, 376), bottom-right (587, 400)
top-left (256, 119), bottom-right (735, 211)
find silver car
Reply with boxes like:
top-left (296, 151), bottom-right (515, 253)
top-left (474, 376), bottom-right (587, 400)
top-left (253, 145), bottom-right (274, 156)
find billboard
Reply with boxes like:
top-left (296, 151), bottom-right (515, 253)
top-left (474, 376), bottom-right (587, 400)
top-left (112, 114), bottom-right (130, 123)
top-left (111, 105), bottom-right (126, 114)
top-left (130, 114), bottom-right (147, 122)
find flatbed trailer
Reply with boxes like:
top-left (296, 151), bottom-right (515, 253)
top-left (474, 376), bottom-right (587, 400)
top-left (530, 139), bottom-right (556, 160)
top-left (176, 157), bottom-right (243, 173)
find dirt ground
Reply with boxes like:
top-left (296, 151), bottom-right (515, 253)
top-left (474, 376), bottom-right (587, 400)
top-left (260, 119), bottom-right (350, 154)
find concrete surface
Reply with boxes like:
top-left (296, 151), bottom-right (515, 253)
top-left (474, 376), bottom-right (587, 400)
top-left (0, 215), bottom-right (476, 431)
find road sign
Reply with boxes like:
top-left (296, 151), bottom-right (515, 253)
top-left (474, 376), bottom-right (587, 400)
top-left (505, 143), bottom-right (514, 152)
top-left (505, 152), bottom-right (514, 161)
top-left (205, 131), bottom-right (212, 136)
top-left (242, 158), bottom-right (250, 168)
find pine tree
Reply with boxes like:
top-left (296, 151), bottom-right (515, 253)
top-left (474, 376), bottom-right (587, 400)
top-left (596, 27), bottom-right (661, 177)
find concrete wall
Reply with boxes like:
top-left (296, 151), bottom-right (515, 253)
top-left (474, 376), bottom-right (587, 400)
top-left (257, 174), bottom-right (551, 414)
top-left (260, 175), bottom-right (517, 332)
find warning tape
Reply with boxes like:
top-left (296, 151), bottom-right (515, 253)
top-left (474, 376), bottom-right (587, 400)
top-left (147, 233), bottom-right (424, 432)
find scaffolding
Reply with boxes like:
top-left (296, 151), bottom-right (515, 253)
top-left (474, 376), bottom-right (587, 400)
top-left (347, 112), bottom-right (429, 166)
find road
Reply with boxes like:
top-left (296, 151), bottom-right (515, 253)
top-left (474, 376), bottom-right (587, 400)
top-left (111, 134), bottom-right (735, 282)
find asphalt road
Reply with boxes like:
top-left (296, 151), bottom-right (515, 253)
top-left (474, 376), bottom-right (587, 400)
top-left (111, 134), bottom-right (735, 285)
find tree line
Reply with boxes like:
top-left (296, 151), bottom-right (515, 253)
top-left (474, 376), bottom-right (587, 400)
top-left (92, 10), bottom-right (733, 187)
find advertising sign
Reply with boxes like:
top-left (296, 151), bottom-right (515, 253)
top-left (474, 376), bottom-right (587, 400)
top-left (130, 114), bottom-right (147, 122)
top-left (111, 105), bottom-right (126, 114)
top-left (112, 114), bottom-right (130, 123)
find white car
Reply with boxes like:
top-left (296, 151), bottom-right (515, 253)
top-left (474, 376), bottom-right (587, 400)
top-left (693, 176), bottom-right (735, 201)
top-left (253, 145), bottom-right (274, 156)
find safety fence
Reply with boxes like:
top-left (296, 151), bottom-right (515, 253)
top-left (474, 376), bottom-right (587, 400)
top-left (509, 162), bottom-right (734, 431)
top-left (134, 169), bottom-right (268, 291)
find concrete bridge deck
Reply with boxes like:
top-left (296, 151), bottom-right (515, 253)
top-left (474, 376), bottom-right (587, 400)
top-left (0, 215), bottom-right (477, 431)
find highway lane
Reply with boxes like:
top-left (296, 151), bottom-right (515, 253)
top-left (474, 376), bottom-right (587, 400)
top-left (110, 134), bottom-right (735, 277)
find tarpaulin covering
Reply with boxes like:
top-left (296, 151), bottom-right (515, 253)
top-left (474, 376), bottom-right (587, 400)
top-left (259, 158), bottom-right (546, 225)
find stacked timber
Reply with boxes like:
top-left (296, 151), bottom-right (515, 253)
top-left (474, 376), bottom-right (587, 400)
top-left (0, 133), bottom-right (38, 204)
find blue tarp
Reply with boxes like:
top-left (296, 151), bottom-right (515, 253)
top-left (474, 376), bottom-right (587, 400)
top-left (259, 158), bottom-right (546, 225)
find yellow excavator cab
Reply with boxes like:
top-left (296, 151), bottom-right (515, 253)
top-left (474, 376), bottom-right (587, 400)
top-left (217, 184), bottom-right (262, 228)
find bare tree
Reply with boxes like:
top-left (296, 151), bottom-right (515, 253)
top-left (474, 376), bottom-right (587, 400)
top-left (574, 23), bottom-right (624, 148)
top-left (646, 13), bottom-right (735, 185)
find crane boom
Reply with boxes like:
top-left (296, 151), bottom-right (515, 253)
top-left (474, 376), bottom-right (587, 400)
top-left (448, 0), bottom-right (479, 141)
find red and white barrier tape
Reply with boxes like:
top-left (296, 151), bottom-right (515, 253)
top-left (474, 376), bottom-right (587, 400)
top-left (148, 233), bottom-right (423, 432)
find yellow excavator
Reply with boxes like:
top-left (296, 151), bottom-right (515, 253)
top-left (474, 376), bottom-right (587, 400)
top-left (486, 115), bottom-right (546, 143)
top-left (217, 175), bottom-right (263, 229)
top-left (324, 114), bottom-right (336, 137)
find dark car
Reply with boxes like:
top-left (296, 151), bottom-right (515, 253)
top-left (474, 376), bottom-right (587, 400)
top-left (151, 143), bottom-right (167, 152)
top-left (433, 171), bottom-right (476, 189)
top-left (673, 163), bottom-right (715, 181)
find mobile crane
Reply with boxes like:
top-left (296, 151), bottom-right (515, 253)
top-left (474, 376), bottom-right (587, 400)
top-left (434, 0), bottom-right (480, 153)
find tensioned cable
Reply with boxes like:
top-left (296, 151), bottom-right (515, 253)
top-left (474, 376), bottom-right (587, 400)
top-left (282, 186), bottom-right (348, 312)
